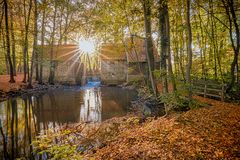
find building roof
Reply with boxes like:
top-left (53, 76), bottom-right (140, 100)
top-left (40, 44), bottom-right (79, 61)
top-left (100, 38), bottom-right (159, 62)
top-left (100, 43), bottom-right (126, 60)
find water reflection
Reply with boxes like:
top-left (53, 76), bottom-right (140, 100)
top-left (0, 87), bottom-right (136, 159)
top-left (0, 97), bottom-right (35, 159)
top-left (80, 88), bottom-right (102, 122)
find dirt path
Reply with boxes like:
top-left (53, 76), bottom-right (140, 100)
top-left (90, 96), bottom-right (240, 159)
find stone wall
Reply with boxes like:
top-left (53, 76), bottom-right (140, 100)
top-left (100, 60), bottom-right (127, 84)
top-left (42, 60), bottom-right (81, 84)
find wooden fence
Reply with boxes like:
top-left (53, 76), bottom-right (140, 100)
top-left (192, 81), bottom-right (227, 101)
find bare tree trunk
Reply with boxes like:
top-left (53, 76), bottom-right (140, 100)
top-left (198, 9), bottom-right (207, 80)
top-left (222, 0), bottom-right (240, 91)
top-left (217, 40), bottom-right (224, 82)
top-left (179, 17), bottom-right (186, 81)
top-left (39, 0), bottom-right (46, 84)
top-left (35, 48), bottom-right (39, 81)
top-left (186, 0), bottom-right (193, 102)
top-left (64, 0), bottom-right (70, 45)
top-left (209, 0), bottom-right (218, 80)
top-left (1, 29), bottom-right (10, 74)
top-left (34, 2), bottom-right (39, 81)
top-left (197, 34), bottom-right (204, 78)
top-left (28, 0), bottom-right (38, 88)
top-left (142, 0), bottom-right (158, 96)
top-left (4, 0), bottom-right (15, 83)
top-left (48, 0), bottom-right (57, 84)
top-left (10, 6), bottom-right (16, 76)
top-left (166, 5), bottom-right (176, 92)
top-left (22, 0), bottom-right (33, 83)
top-left (159, 0), bottom-right (168, 93)
top-left (18, 15), bottom-right (25, 73)
top-left (173, 29), bottom-right (180, 77)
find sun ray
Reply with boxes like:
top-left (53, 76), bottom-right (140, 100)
top-left (56, 48), bottom-right (81, 60)
top-left (65, 52), bottom-right (83, 76)
top-left (61, 51), bottom-right (82, 66)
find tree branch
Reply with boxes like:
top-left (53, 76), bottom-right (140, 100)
top-left (197, 3), bottom-right (230, 30)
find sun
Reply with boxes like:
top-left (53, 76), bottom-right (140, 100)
top-left (78, 39), bottom-right (95, 54)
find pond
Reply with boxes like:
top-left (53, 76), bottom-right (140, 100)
top-left (0, 83), bottom-right (137, 159)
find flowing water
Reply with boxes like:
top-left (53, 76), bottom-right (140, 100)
top-left (0, 83), bottom-right (137, 159)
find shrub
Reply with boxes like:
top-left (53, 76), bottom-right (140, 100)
top-left (159, 92), bottom-right (189, 113)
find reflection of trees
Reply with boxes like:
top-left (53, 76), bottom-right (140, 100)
top-left (0, 90), bottom-right (84, 158)
top-left (35, 97), bottom-right (41, 134)
top-left (100, 87), bottom-right (137, 120)
top-left (14, 99), bottom-right (18, 157)
top-left (0, 97), bottom-right (36, 159)
top-left (101, 87), bottom-right (134, 109)
top-left (23, 98), bottom-right (28, 156)
top-left (48, 92), bottom-right (57, 133)
top-left (33, 93), bottom-right (58, 133)
top-left (33, 91), bottom-right (81, 129)
top-left (11, 99), bottom-right (16, 159)
top-left (0, 87), bottom-right (136, 158)
top-left (79, 87), bottom-right (136, 122)
top-left (23, 97), bottom-right (34, 158)
top-left (0, 118), bottom-right (9, 159)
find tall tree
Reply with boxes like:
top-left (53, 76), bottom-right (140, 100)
top-left (159, 0), bottom-right (176, 93)
top-left (1, 27), bottom-right (10, 74)
top-left (186, 0), bottom-right (193, 101)
top-left (48, 0), bottom-right (57, 84)
top-left (39, 0), bottom-right (46, 84)
top-left (3, 0), bottom-right (15, 83)
top-left (142, 0), bottom-right (158, 96)
top-left (221, 0), bottom-right (240, 91)
top-left (159, 0), bottom-right (169, 93)
top-left (166, 1), bottom-right (176, 92)
top-left (10, 5), bottom-right (16, 76)
top-left (34, 0), bottom-right (39, 82)
top-left (28, 0), bottom-right (38, 88)
top-left (22, 0), bottom-right (33, 83)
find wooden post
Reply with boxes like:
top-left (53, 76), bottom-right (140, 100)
top-left (204, 83), bottom-right (207, 98)
top-left (221, 84), bottom-right (225, 101)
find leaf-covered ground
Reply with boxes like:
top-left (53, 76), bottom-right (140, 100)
top-left (88, 96), bottom-right (240, 159)
top-left (0, 74), bottom-right (62, 102)
top-left (0, 74), bottom-right (26, 92)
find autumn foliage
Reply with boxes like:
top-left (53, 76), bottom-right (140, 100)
top-left (89, 97), bottom-right (240, 159)
top-left (33, 96), bottom-right (240, 159)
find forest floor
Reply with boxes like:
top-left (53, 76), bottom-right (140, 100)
top-left (0, 74), bottom-right (26, 92)
top-left (87, 96), bottom-right (240, 159)
top-left (34, 96), bottom-right (240, 159)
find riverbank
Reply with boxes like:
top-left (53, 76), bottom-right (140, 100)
top-left (33, 96), bottom-right (240, 159)
top-left (0, 74), bottom-right (63, 102)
